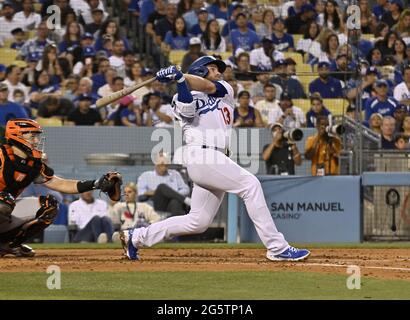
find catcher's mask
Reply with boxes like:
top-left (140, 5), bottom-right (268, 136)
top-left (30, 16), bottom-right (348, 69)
top-left (5, 118), bottom-right (45, 159)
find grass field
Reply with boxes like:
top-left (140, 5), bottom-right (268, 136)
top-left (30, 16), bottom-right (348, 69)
top-left (0, 243), bottom-right (409, 300)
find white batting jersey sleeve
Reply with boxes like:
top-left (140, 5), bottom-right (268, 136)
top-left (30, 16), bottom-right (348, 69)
top-left (172, 80), bottom-right (235, 150)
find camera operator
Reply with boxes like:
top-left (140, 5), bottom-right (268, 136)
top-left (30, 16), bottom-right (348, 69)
top-left (304, 116), bottom-right (342, 176)
top-left (262, 123), bottom-right (302, 175)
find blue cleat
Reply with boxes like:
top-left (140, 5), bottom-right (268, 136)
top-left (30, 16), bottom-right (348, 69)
top-left (120, 229), bottom-right (140, 260)
top-left (266, 246), bottom-right (310, 261)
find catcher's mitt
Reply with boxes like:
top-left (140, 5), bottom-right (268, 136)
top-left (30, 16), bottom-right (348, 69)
top-left (95, 172), bottom-right (123, 201)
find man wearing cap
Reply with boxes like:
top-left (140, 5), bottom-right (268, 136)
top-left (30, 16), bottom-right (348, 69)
top-left (80, 0), bottom-right (108, 25)
top-left (73, 46), bottom-right (97, 77)
top-left (14, 0), bottom-right (41, 30)
top-left (0, 2), bottom-right (24, 41)
top-left (309, 61), bottom-right (344, 99)
top-left (221, 3), bottom-right (256, 38)
top-left (364, 79), bottom-right (399, 122)
top-left (189, 7), bottom-right (209, 36)
top-left (262, 122), bottom-right (302, 175)
top-left (329, 53), bottom-right (352, 82)
top-left (393, 104), bottom-right (409, 133)
top-left (285, 3), bottom-right (316, 34)
top-left (269, 92), bottom-right (306, 129)
top-left (346, 66), bottom-right (379, 104)
top-left (85, 8), bottom-right (106, 35)
top-left (272, 18), bottom-right (295, 52)
top-left (183, 0), bottom-right (213, 30)
top-left (181, 38), bottom-right (206, 73)
top-left (0, 83), bottom-right (28, 126)
top-left (229, 12), bottom-right (260, 52)
top-left (66, 93), bottom-right (102, 126)
top-left (393, 65), bottom-right (410, 109)
top-left (270, 59), bottom-right (306, 99)
top-left (250, 37), bottom-right (284, 71)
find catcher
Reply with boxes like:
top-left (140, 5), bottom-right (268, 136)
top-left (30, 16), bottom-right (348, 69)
top-left (0, 118), bottom-right (122, 257)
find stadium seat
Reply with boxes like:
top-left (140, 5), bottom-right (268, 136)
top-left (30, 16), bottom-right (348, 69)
top-left (322, 99), bottom-right (349, 115)
top-left (169, 50), bottom-right (186, 66)
top-left (283, 52), bottom-right (303, 65)
top-left (292, 99), bottom-right (311, 113)
top-left (362, 34), bottom-right (375, 41)
top-left (292, 34), bottom-right (303, 46)
top-left (33, 2), bottom-right (42, 13)
top-left (36, 117), bottom-right (63, 127)
top-left (296, 63), bottom-right (313, 74)
top-left (0, 48), bottom-right (19, 66)
top-left (2, 38), bottom-right (13, 48)
top-left (13, 60), bottom-right (27, 69)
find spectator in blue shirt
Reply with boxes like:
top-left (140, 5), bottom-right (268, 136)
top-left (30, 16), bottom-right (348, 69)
top-left (288, 0), bottom-right (304, 17)
top-left (0, 83), bottom-right (28, 126)
top-left (270, 59), bottom-right (306, 99)
top-left (189, 6), bottom-right (209, 36)
top-left (58, 21), bottom-right (81, 54)
top-left (163, 16), bottom-right (190, 53)
top-left (380, 116), bottom-right (396, 149)
top-left (271, 18), bottom-right (295, 52)
top-left (182, 0), bottom-right (214, 30)
top-left (91, 57), bottom-right (110, 94)
top-left (229, 13), bottom-right (260, 52)
top-left (309, 61), bottom-right (344, 98)
top-left (306, 93), bottom-right (332, 128)
top-left (10, 28), bottom-right (26, 51)
top-left (208, 0), bottom-right (229, 20)
top-left (139, 0), bottom-right (155, 25)
top-left (364, 79), bottom-right (399, 122)
top-left (221, 4), bottom-right (255, 37)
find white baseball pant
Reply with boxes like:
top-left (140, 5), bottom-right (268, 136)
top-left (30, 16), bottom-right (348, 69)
top-left (132, 147), bottom-right (289, 255)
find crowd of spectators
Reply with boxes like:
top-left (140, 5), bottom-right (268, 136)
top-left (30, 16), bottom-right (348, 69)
top-left (1, 0), bottom-right (410, 179)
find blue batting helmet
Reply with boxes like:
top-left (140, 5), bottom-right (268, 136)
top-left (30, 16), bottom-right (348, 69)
top-left (188, 56), bottom-right (226, 78)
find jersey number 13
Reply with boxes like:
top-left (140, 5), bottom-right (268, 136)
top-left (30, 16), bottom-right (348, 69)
top-left (220, 106), bottom-right (231, 125)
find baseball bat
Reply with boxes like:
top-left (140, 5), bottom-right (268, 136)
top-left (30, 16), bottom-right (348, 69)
top-left (96, 77), bottom-right (157, 108)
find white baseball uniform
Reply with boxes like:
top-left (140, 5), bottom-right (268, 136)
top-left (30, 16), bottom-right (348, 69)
top-left (131, 80), bottom-right (289, 255)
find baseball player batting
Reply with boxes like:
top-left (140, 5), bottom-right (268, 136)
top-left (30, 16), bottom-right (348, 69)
top-left (120, 56), bottom-right (310, 261)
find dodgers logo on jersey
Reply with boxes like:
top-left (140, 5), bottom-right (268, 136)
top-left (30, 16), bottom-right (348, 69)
top-left (196, 96), bottom-right (221, 115)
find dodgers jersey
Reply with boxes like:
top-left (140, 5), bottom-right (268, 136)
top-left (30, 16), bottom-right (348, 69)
top-left (172, 80), bottom-right (235, 150)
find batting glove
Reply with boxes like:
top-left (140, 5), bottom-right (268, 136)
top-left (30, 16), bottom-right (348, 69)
top-left (156, 66), bottom-right (183, 83)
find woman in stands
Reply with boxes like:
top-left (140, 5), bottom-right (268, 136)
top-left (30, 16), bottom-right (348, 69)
top-left (323, 0), bottom-right (343, 33)
top-left (29, 70), bottom-right (61, 110)
top-left (233, 91), bottom-right (264, 128)
top-left (58, 21), bottom-right (82, 54)
top-left (95, 19), bottom-right (131, 52)
top-left (162, 16), bottom-right (190, 55)
top-left (323, 33), bottom-right (339, 63)
top-left (124, 62), bottom-right (144, 88)
top-left (392, 39), bottom-right (409, 72)
top-left (201, 19), bottom-right (226, 53)
top-left (296, 20), bottom-right (322, 63)
top-left (256, 9), bottom-right (275, 40)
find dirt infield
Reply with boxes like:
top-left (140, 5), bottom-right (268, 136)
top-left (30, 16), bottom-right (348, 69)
top-left (0, 248), bottom-right (409, 281)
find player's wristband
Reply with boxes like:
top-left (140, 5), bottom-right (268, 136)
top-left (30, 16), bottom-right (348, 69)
top-left (77, 180), bottom-right (96, 193)
top-left (176, 75), bottom-right (185, 83)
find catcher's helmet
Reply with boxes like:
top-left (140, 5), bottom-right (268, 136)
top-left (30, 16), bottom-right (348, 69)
top-left (5, 118), bottom-right (44, 159)
top-left (188, 56), bottom-right (226, 78)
